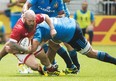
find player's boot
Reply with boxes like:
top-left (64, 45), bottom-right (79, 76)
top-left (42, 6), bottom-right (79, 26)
top-left (38, 66), bottom-right (44, 75)
top-left (64, 64), bottom-right (79, 74)
top-left (18, 63), bottom-right (28, 74)
top-left (46, 65), bottom-right (60, 76)
top-left (27, 67), bottom-right (33, 73)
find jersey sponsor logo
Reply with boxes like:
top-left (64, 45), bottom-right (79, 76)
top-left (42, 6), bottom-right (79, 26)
top-left (38, 6), bottom-right (55, 13)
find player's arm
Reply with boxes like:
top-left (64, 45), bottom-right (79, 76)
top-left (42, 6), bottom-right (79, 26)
top-left (30, 39), bottom-right (40, 53)
top-left (7, 0), bottom-right (18, 7)
top-left (7, 0), bottom-right (23, 8)
top-left (30, 28), bottom-right (42, 53)
top-left (43, 14), bottom-right (57, 38)
top-left (22, 1), bottom-right (32, 13)
top-left (5, 40), bottom-right (30, 54)
top-left (36, 14), bottom-right (57, 38)
top-left (90, 13), bottom-right (95, 27)
top-left (7, 25), bottom-right (31, 54)
top-left (86, 12), bottom-right (95, 32)
top-left (22, 0), bottom-right (37, 13)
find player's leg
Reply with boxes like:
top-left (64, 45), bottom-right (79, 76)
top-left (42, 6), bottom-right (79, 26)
top-left (35, 48), bottom-right (51, 67)
top-left (87, 30), bottom-right (93, 45)
top-left (18, 60), bottom-right (33, 74)
top-left (48, 40), bottom-right (79, 74)
top-left (46, 46), bottom-right (56, 63)
top-left (82, 28), bottom-right (86, 36)
top-left (48, 40), bottom-right (74, 69)
top-left (86, 47), bottom-right (116, 65)
top-left (34, 47), bottom-right (58, 73)
top-left (77, 41), bottom-right (116, 65)
top-left (24, 54), bottom-right (44, 75)
top-left (82, 28), bottom-right (116, 64)
top-left (42, 43), bottom-right (56, 65)
top-left (68, 26), bottom-right (116, 65)
top-left (15, 53), bottom-right (44, 75)
top-left (63, 43), bottom-right (80, 71)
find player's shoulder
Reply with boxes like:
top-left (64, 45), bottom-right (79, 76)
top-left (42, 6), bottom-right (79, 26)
top-left (36, 14), bottom-right (43, 18)
top-left (13, 19), bottom-right (25, 32)
top-left (36, 14), bottom-right (45, 23)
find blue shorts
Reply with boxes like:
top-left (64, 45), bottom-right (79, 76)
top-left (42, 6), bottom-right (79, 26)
top-left (68, 25), bottom-right (88, 52)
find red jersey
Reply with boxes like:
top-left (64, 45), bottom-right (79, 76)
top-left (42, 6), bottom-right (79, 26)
top-left (10, 14), bottom-right (44, 42)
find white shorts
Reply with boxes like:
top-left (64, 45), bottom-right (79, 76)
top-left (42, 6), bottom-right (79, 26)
top-left (79, 42), bottom-right (91, 54)
top-left (14, 46), bottom-right (42, 63)
top-left (14, 54), bottom-right (31, 63)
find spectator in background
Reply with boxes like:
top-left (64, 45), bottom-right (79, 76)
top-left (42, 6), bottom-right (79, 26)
top-left (0, 21), bottom-right (6, 44)
top-left (0, 9), bottom-right (11, 18)
top-left (7, 0), bottom-right (23, 29)
top-left (74, 1), bottom-right (95, 45)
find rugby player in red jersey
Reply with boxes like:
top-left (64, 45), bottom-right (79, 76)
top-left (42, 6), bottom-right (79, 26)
top-left (0, 10), bottom-right (57, 75)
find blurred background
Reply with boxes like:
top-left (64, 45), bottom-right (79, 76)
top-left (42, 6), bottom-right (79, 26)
top-left (0, 0), bottom-right (116, 45)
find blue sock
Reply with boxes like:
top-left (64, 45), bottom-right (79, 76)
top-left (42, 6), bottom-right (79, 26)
top-left (97, 51), bottom-right (116, 65)
top-left (42, 44), bottom-right (48, 53)
top-left (88, 30), bottom-right (93, 45)
top-left (69, 50), bottom-right (80, 69)
top-left (52, 59), bottom-right (56, 65)
top-left (57, 47), bottom-right (72, 68)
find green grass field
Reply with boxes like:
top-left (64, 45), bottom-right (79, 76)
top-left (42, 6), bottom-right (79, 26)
top-left (0, 45), bottom-right (116, 81)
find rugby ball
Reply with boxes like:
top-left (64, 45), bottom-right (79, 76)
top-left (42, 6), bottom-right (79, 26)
top-left (19, 37), bottom-right (31, 49)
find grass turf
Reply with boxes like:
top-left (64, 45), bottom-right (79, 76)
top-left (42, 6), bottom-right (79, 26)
top-left (0, 45), bottom-right (116, 81)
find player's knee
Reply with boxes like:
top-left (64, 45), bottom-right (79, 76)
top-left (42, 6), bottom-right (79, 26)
top-left (86, 49), bottom-right (97, 58)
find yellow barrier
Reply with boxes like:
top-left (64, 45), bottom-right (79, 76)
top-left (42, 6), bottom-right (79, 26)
top-left (0, 14), bottom-right (11, 36)
top-left (93, 16), bottom-right (116, 45)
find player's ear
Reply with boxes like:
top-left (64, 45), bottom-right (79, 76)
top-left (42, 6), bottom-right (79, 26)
top-left (23, 16), bottom-right (26, 22)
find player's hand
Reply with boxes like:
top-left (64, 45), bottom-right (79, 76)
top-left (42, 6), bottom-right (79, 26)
top-left (50, 28), bottom-right (57, 38)
top-left (5, 46), bottom-right (20, 54)
top-left (24, 46), bottom-right (32, 54)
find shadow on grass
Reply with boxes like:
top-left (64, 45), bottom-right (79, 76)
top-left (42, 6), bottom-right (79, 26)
top-left (0, 74), bottom-right (116, 78)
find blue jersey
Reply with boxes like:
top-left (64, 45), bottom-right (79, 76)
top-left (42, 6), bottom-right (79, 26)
top-left (27, 0), bottom-right (64, 17)
top-left (63, 3), bottom-right (70, 17)
top-left (34, 17), bottom-right (76, 43)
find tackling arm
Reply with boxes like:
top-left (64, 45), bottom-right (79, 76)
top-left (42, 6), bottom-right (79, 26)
top-left (42, 14), bottom-right (57, 38)
top-left (5, 41), bottom-right (30, 54)
top-left (22, 1), bottom-right (32, 13)
top-left (31, 39), bottom-right (40, 53)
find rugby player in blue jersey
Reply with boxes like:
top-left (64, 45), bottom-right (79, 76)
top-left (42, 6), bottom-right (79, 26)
top-left (31, 17), bottom-right (116, 69)
top-left (22, 0), bottom-right (80, 73)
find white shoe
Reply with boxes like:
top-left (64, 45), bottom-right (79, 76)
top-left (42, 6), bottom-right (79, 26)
top-left (18, 64), bottom-right (29, 74)
top-left (27, 67), bottom-right (33, 73)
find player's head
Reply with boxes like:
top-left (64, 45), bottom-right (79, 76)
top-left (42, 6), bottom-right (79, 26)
top-left (23, 10), bottom-right (36, 32)
top-left (81, 1), bottom-right (88, 11)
